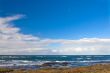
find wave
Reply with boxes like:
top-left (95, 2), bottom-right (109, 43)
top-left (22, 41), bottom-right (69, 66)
top-left (0, 59), bottom-right (110, 67)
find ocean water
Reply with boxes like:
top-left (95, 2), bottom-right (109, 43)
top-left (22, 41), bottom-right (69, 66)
top-left (0, 55), bottom-right (110, 69)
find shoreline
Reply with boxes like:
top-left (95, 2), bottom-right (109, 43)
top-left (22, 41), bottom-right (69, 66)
top-left (0, 63), bottom-right (110, 73)
top-left (0, 60), bottom-right (110, 69)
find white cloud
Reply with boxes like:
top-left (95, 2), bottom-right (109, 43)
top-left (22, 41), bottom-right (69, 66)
top-left (0, 15), bottom-right (47, 55)
top-left (0, 15), bottom-right (110, 55)
top-left (48, 38), bottom-right (110, 55)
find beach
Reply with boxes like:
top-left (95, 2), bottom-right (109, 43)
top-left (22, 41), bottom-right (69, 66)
top-left (0, 64), bottom-right (110, 73)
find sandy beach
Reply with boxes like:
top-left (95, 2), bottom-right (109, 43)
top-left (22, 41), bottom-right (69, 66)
top-left (0, 64), bottom-right (110, 73)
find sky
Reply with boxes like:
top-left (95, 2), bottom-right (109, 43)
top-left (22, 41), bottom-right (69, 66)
top-left (0, 0), bottom-right (110, 55)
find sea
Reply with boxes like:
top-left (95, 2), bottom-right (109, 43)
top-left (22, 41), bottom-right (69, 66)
top-left (0, 55), bottom-right (110, 69)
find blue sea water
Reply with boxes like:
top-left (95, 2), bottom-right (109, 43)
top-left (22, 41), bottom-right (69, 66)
top-left (0, 55), bottom-right (110, 69)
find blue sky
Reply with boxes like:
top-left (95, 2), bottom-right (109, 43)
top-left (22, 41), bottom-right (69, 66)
top-left (0, 0), bottom-right (109, 39)
top-left (0, 0), bottom-right (110, 55)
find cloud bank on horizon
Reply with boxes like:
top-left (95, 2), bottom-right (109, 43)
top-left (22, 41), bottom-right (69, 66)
top-left (0, 15), bottom-right (110, 55)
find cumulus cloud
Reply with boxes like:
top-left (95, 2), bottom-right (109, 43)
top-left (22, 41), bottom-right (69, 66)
top-left (0, 15), bottom-right (110, 55)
